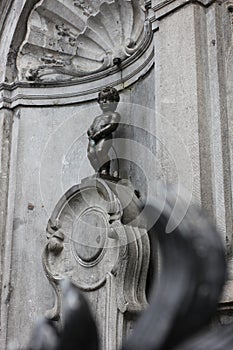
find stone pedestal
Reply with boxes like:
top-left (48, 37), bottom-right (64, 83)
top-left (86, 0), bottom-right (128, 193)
top-left (43, 176), bottom-right (150, 350)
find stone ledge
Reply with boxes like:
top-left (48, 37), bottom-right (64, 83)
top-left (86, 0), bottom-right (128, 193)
top-left (150, 0), bottom-right (217, 22)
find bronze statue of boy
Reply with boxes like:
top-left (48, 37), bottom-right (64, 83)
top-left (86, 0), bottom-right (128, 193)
top-left (87, 86), bottom-right (120, 175)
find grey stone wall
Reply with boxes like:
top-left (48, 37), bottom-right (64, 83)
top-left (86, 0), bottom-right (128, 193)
top-left (0, 70), bottom-right (155, 349)
top-left (150, 0), bottom-right (233, 322)
top-left (1, 0), bottom-right (233, 349)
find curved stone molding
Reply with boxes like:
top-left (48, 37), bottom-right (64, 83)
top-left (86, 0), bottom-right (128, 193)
top-left (42, 176), bottom-right (150, 350)
top-left (0, 38), bottom-right (154, 108)
top-left (17, 0), bottom-right (151, 83)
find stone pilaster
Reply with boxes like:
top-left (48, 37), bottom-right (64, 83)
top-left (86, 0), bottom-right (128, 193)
top-left (150, 0), bottom-right (233, 309)
top-left (0, 108), bottom-right (15, 350)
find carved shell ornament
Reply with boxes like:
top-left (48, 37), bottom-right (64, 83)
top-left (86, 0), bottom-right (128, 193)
top-left (17, 0), bottom-right (150, 82)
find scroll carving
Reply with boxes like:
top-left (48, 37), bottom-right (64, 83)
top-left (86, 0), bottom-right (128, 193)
top-left (42, 177), bottom-right (150, 350)
top-left (17, 0), bottom-right (151, 82)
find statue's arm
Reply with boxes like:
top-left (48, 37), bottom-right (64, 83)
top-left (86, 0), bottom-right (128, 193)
top-left (92, 113), bottom-right (120, 142)
top-left (87, 127), bottom-right (93, 137)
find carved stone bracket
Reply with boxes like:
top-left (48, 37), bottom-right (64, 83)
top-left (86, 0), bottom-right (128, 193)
top-left (42, 176), bottom-right (150, 350)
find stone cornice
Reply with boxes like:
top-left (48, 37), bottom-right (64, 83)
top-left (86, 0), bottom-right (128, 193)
top-left (150, 0), bottom-right (217, 25)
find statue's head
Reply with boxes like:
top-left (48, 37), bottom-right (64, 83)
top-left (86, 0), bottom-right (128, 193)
top-left (97, 86), bottom-right (120, 112)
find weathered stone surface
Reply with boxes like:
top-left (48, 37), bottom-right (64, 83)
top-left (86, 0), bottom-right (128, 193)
top-left (43, 176), bottom-right (150, 350)
top-left (153, 1), bottom-right (232, 241)
top-left (17, 0), bottom-right (150, 82)
top-left (151, 0), bottom-right (219, 23)
top-left (152, 0), bottom-right (233, 311)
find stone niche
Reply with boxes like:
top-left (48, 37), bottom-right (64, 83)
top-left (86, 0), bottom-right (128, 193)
top-left (17, 0), bottom-right (151, 83)
top-left (0, 1), bottom-right (156, 349)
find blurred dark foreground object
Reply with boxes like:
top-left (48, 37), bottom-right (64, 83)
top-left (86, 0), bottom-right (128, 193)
top-left (15, 188), bottom-right (233, 350)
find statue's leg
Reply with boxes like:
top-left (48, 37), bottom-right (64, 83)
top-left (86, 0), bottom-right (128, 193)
top-left (99, 161), bottom-right (111, 175)
top-left (96, 139), bottom-right (111, 175)
top-left (87, 144), bottom-right (100, 172)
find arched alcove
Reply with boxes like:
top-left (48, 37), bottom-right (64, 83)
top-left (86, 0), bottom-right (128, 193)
top-left (0, 2), bottom-right (156, 349)
top-left (0, 0), bottom-right (39, 83)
